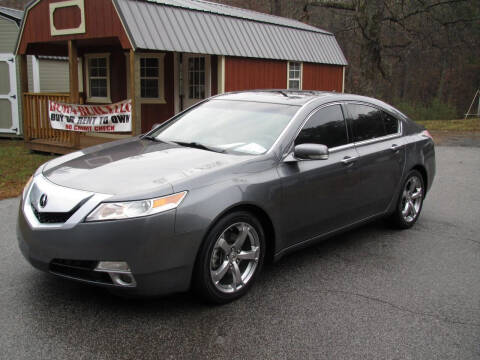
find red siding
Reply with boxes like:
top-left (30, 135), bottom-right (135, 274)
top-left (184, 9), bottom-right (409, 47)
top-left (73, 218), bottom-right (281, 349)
top-left (225, 57), bottom-right (287, 92)
top-left (78, 45), bottom-right (127, 104)
top-left (141, 52), bottom-right (175, 132)
top-left (109, 48), bottom-right (127, 103)
top-left (302, 63), bottom-right (343, 92)
top-left (18, 0), bottom-right (131, 54)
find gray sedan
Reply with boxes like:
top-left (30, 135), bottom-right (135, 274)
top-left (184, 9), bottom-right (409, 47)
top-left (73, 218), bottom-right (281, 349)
top-left (17, 91), bottom-right (435, 303)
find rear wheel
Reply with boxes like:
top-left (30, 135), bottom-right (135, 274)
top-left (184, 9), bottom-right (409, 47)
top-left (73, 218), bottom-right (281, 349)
top-left (193, 211), bottom-right (265, 304)
top-left (390, 170), bottom-right (425, 229)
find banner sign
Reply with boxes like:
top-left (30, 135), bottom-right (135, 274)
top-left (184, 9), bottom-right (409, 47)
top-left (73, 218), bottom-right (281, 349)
top-left (48, 99), bottom-right (132, 132)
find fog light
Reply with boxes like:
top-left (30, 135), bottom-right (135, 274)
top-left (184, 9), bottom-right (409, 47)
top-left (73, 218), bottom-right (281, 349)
top-left (96, 261), bottom-right (130, 272)
top-left (94, 261), bottom-right (136, 287)
top-left (109, 272), bottom-right (136, 287)
top-left (119, 273), bottom-right (133, 284)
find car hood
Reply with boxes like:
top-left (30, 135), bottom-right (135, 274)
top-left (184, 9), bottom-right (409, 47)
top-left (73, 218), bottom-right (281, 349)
top-left (43, 138), bottom-right (254, 197)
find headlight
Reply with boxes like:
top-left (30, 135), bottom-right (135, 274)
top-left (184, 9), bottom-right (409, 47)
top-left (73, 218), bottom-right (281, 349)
top-left (22, 176), bottom-right (33, 201)
top-left (85, 191), bottom-right (187, 222)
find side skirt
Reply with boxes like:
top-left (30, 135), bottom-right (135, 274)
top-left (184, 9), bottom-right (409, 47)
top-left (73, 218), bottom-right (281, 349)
top-left (273, 211), bottom-right (387, 262)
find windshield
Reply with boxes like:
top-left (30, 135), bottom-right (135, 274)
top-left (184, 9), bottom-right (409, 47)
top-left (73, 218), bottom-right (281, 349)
top-left (150, 100), bottom-right (299, 155)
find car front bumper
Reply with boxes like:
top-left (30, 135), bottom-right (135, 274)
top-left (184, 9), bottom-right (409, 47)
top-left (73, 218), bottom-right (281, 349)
top-left (17, 177), bottom-right (203, 297)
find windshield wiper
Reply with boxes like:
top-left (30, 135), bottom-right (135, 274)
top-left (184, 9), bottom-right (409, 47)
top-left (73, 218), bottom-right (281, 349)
top-left (172, 141), bottom-right (225, 153)
top-left (142, 135), bottom-right (160, 141)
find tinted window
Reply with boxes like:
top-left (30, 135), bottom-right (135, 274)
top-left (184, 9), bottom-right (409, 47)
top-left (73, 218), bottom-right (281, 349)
top-left (295, 105), bottom-right (348, 148)
top-left (348, 104), bottom-right (384, 142)
top-left (384, 112), bottom-right (399, 135)
top-left (348, 104), bottom-right (399, 142)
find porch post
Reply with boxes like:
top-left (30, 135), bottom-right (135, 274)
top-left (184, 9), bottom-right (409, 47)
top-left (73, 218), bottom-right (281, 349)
top-left (68, 40), bottom-right (79, 103)
top-left (217, 55), bottom-right (225, 94)
top-left (19, 55), bottom-right (29, 141)
top-left (68, 40), bottom-right (80, 147)
top-left (129, 49), bottom-right (136, 135)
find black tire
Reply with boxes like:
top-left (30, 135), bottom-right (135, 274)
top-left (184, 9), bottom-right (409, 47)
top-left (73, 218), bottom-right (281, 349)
top-left (390, 169), bottom-right (425, 229)
top-left (193, 211), bottom-right (266, 304)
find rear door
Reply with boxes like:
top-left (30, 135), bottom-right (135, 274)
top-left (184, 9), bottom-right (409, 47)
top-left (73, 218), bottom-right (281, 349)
top-left (0, 54), bottom-right (19, 134)
top-left (345, 103), bottom-right (405, 217)
top-left (278, 104), bottom-right (362, 248)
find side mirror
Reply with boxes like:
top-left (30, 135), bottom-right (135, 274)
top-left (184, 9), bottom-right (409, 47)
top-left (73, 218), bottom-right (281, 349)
top-left (151, 123), bottom-right (162, 131)
top-left (294, 143), bottom-right (329, 160)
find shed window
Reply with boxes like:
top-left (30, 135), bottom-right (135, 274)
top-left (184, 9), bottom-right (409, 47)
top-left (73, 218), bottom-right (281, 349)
top-left (188, 57), bottom-right (206, 99)
top-left (288, 62), bottom-right (302, 90)
top-left (137, 54), bottom-right (165, 103)
top-left (86, 54), bottom-right (110, 103)
top-left (140, 58), bottom-right (160, 98)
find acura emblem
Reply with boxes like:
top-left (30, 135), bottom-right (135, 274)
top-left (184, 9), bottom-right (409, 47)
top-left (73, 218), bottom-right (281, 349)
top-left (39, 194), bottom-right (48, 208)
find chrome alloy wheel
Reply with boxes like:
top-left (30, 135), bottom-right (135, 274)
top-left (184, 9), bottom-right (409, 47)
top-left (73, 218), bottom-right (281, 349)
top-left (210, 222), bottom-right (260, 293)
top-left (401, 175), bottom-right (423, 223)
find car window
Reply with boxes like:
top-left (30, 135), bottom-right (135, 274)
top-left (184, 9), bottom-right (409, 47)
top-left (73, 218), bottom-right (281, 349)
top-left (347, 104), bottom-right (384, 142)
top-left (348, 104), bottom-right (400, 142)
top-left (294, 104), bottom-right (348, 148)
top-left (383, 112), bottom-right (399, 135)
top-left (152, 100), bottom-right (299, 155)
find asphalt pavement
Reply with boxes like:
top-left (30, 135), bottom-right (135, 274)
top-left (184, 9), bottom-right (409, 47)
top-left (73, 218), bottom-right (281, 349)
top-left (1, 145), bottom-right (479, 360)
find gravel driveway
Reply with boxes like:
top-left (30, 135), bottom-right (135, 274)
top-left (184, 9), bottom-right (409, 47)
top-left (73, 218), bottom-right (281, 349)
top-left (1, 145), bottom-right (479, 360)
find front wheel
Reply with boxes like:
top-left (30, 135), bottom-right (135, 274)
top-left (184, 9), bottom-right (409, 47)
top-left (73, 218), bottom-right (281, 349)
top-left (390, 170), bottom-right (425, 229)
top-left (193, 211), bottom-right (265, 304)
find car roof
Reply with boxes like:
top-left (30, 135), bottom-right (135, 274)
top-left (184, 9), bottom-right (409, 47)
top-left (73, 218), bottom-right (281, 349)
top-left (214, 90), bottom-right (333, 106)
top-left (213, 90), bottom-right (408, 119)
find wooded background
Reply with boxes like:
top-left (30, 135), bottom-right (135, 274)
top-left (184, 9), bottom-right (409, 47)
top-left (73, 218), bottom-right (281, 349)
top-left (2, 0), bottom-right (479, 119)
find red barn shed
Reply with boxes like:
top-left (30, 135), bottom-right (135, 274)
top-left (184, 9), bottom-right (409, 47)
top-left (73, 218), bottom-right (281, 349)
top-left (16, 0), bottom-right (348, 153)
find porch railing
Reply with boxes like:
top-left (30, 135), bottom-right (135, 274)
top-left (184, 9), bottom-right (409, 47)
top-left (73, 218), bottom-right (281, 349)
top-left (23, 92), bottom-right (83, 148)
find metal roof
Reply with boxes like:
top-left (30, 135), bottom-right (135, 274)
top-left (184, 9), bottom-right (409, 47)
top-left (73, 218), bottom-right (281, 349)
top-left (143, 0), bottom-right (328, 34)
top-left (0, 6), bottom-right (24, 23)
top-left (115, 0), bottom-right (348, 65)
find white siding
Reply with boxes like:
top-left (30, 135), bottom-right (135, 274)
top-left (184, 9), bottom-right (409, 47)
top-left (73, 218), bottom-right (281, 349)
top-left (26, 58), bottom-right (84, 94)
top-left (38, 59), bottom-right (83, 93)
top-left (27, 55), bottom-right (33, 92)
top-left (0, 16), bottom-right (18, 53)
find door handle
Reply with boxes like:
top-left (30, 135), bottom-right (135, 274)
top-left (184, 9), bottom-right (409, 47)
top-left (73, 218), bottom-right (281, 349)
top-left (342, 156), bottom-right (358, 165)
top-left (390, 144), bottom-right (403, 152)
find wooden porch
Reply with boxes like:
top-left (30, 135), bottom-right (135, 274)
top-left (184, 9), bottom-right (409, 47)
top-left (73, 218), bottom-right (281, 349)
top-left (22, 92), bottom-right (115, 154)
top-left (19, 37), bottom-right (136, 154)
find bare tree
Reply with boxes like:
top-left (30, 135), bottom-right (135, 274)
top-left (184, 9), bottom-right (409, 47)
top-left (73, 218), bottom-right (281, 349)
top-left (271, 0), bottom-right (282, 15)
top-left (303, 0), bottom-right (478, 76)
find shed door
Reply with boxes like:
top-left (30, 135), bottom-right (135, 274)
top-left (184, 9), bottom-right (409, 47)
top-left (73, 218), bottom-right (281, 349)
top-left (0, 54), bottom-right (19, 134)
top-left (182, 54), bottom-right (210, 110)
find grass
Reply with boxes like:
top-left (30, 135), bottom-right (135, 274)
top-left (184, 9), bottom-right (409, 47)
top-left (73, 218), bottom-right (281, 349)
top-left (416, 118), bottom-right (480, 132)
top-left (0, 139), bottom-right (56, 200)
top-left (395, 98), bottom-right (458, 121)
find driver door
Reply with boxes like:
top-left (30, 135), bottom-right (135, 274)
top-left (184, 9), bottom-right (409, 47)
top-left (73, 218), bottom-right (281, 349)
top-left (277, 104), bottom-right (362, 249)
